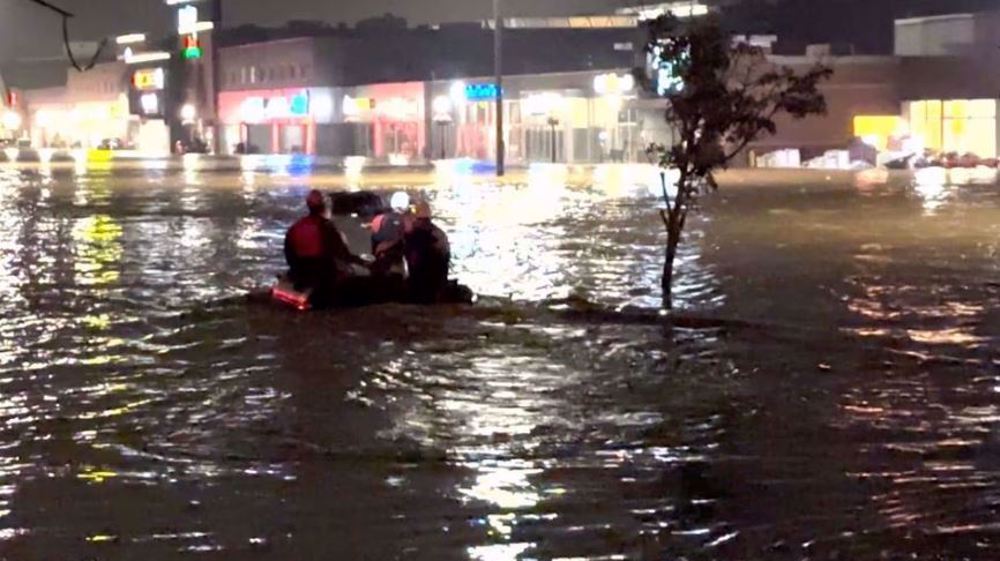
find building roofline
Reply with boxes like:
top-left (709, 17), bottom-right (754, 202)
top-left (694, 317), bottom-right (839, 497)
top-left (895, 13), bottom-right (975, 25)
top-left (767, 55), bottom-right (898, 64)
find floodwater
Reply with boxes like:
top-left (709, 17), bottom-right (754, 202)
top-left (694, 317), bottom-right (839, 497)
top-left (0, 159), bottom-right (997, 560)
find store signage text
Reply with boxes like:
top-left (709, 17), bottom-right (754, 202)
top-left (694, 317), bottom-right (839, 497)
top-left (465, 83), bottom-right (501, 102)
top-left (593, 73), bottom-right (635, 95)
top-left (240, 92), bottom-right (310, 122)
top-left (343, 95), bottom-right (374, 120)
top-left (133, 68), bottom-right (165, 91)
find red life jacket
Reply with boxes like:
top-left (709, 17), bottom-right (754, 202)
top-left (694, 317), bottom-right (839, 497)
top-left (287, 215), bottom-right (325, 259)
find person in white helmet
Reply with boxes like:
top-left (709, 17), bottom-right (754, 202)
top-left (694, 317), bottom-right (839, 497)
top-left (402, 200), bottom-right (452, 303)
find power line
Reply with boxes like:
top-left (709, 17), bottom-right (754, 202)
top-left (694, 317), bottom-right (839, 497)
top-left (21, 0), bottom-right (108, 72)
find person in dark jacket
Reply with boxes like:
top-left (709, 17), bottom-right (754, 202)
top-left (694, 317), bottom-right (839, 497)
top-left (402, 201), bottom-right (451, 303)
top-left (370, 192), bottom-right (410, 273)
top-left (284, 190), bottom-right (368, 305)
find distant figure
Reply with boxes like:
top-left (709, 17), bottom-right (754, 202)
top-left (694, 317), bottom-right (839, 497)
top-left (402, 200), bottom-right (450, 303)
top-left (284, 190), bottom-right (368, 305)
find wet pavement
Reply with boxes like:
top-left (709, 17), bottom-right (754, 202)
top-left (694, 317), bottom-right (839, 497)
top-left (0, 160), bottom-right (997, 560)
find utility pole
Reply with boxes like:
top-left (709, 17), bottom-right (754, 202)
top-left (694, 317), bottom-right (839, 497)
top-left (211, 0), bottom-right (223, 155)
top-left (493, 0), bottom-right (505, 177)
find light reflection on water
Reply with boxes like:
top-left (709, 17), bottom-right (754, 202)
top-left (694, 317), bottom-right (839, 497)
top-left (0, 163), bottom-right (995, 559)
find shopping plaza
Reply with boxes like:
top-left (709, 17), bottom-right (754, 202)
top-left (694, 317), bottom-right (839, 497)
top-left (5, 4), bottom-right (1000, 167)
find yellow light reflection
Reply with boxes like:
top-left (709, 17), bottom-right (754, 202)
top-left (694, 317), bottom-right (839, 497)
top-left (86, 534), bottom-right (118, 543)
top-left (77, 467), bottom-right (118, 484)
top-left (72, 215), bottom-right (123, 286)
top-left (913, 168), bottom-right (948, 213)
top-left (467, 543), bottom-right (533, 561)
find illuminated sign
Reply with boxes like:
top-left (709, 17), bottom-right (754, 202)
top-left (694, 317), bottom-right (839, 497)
top-left (465, 83), bottom-right (500, 102)
top-left (593, 73), bottom-right (635, 95)
top-left (241, 92), bottom-right (310, 122)
top-left (140, 93), bottom-right (160, 115)
top-left (524, 92), bottom-right (565, 117)
top-left (177, 5), bottom-right (198, 34)
top-left (343, 95), bottom-right (374, 120)
top-left (289, 92), bottom-right (309, 116)
top-left (377, 97), bottom-right (419, 120)
top-left (116, 33), bottom-right (146, 45)
top-left (131, 90), bottom-right (164, 118)
top-left (132, 68), bottom-right (165, 91)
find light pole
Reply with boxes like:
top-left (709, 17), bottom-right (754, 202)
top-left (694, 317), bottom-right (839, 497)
top-left (493, 0), bottom-right (504, 176)
top-left (547, 116), bottom-right (559, 163)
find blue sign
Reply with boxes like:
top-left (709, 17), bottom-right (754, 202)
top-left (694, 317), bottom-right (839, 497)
top-left (465, 83), bottom-right (501, 101)
top-left (290, 92), bottom-right (310, 116)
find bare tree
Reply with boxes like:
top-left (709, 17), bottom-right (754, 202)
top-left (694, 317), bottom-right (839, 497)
top-left (640, 15), bottom-right (832, 309)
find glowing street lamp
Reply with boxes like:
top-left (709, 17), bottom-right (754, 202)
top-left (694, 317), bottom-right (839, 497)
top-left (180, 104), bottom-right (197, 123)
top-left (2, 111), bottom-right (23, 131)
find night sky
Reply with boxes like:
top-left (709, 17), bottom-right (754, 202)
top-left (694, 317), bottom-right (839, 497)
top-left (3, 0), bottom-right (1000, 67)
top-left (0, 0), bottom-right (626, 62)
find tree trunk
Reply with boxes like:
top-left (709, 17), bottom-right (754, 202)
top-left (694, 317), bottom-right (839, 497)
top-left (662, 216), bottom-right (681, 310)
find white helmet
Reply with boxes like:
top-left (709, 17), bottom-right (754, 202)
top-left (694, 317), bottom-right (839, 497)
top-left (390, 191), bottom-right (411, 212)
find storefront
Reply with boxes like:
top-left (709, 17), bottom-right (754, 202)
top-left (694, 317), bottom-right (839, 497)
top-left (430, 71), bottom-right (643, 165)
top-left (219, 88), bottom-right (335, 155)
top-left (28, 94), bottom-right (133, 149)
top-left (903, 98), bottom-right (997, 158)
top-left (346, 82), bottom-right (426, 160)
top-left (23, 61), bottom-right (152, 151)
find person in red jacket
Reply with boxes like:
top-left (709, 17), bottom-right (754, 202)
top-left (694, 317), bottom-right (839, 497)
top-left (284, 190), bottom-right (368, 305)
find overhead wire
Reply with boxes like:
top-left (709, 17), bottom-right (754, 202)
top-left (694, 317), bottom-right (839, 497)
top-left (23, 0), bottom-right (109, 72)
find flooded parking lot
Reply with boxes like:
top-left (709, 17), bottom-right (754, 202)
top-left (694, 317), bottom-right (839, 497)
top-left (0, 159), bottom-right (997, 559)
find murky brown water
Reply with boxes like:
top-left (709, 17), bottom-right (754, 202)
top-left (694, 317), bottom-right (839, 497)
top-left (0, 160), bottom-right (997, 560)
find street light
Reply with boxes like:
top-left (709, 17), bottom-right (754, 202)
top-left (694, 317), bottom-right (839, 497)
top-left (2, 111), bottom-right (23, 131)
top-left (494, 0), bottom-right (504, 176)
top-left (547, 116), bottom-right (559, 163)
top-left (180, 104), bottom-right (197, 123)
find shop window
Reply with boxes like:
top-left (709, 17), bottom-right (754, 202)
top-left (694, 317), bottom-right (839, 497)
top-left (943, 99), bottom-right (996, 158)
top-left (908, 100), bottom-right (943, 153)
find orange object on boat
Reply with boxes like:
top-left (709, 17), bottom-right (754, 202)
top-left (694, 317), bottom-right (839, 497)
top-left (271, 279), bottom-right (312, 311)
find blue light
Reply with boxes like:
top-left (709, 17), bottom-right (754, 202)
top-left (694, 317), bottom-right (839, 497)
top-left (465, 83), bottom-right (501, 101)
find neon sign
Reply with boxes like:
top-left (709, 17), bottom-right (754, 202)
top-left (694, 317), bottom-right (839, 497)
top-left (241, 91), bottom-right (310, 122)
top-left (465, 83), bottom-right (500, 102)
